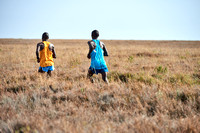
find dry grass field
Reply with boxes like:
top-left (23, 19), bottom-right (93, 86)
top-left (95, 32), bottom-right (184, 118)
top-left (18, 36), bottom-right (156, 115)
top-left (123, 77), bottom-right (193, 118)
top-left (0, 39), bottom-right (200, 133)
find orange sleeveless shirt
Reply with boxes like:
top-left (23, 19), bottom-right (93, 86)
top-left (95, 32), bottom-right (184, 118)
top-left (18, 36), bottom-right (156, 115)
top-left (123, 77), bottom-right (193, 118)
top-left (40, 41), bottom-right (54, 67)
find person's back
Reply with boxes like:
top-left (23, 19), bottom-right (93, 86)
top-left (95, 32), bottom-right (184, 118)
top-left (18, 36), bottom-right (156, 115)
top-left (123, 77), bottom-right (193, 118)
top-left (36, 32), bottom-right (56, 76)
top-left (90, 39), bottom-right (107, 70)
top-left (39, 41), bottom-right (54, 67)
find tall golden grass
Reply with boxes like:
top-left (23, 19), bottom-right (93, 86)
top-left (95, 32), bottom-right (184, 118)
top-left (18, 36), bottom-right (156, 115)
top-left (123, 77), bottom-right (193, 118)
top-left (0, 39), bottom-right (200, 132)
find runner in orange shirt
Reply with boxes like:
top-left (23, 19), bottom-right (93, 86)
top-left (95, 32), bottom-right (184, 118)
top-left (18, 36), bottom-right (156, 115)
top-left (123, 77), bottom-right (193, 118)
top-left (36, 32), bottom-right (56, 76)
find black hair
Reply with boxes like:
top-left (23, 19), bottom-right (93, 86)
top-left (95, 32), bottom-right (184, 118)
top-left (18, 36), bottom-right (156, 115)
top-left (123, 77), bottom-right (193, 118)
top-left (91, 30), bottom-right (99, 39)
top-left (42, 32), bottom-right (49, 40)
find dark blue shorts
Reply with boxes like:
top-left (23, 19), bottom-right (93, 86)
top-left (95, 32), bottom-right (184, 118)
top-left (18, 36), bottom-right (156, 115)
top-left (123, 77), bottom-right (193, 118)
top-left (89, 66), bottom-right (108, 74)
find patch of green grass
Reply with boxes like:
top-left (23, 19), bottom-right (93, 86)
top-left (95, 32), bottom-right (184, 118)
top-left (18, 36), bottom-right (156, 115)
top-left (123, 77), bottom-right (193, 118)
top-left (128, 55), bottom-right (134, 63)
top-left (185, 51), bottom-right (190, 56)
top-left (192, 73), bottom-right (200, 85)
top-left (177, 74), bottom-right (193, 85)
top-left (156, 66), bottom-right (167, 74)
top-left (152, 73), bottom-right (163, 80)
top-left (168, 90), bottom-right (197, 103)
top-left (169, 74), bottom-right (196, 85)
top-left (108, 71), bottom-right (135, 83)
top-left (70, 57), bottom-right (81, 68)
top-left (151, 66), bottom-right (199, 85)
top-left (108, 71), bottom-right (156, 85)
top-left (14, 123), bottom-right (37, 133)
top-left (198, 60), bottom-right (200, 66)
top-left (169, 76), bottom-right (177, 84)
top-left (180, 56), bottom-right (186, 59)
top-left (81, 88), bottom-right (86, 93)
top-left (136, 74), bottom-right (155, 85)
top-left (151, 66), bottom-right (168, 82)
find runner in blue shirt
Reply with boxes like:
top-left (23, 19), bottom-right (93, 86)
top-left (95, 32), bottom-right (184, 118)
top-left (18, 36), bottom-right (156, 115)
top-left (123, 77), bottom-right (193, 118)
top-left (87, 30), bottom-right (109, 83)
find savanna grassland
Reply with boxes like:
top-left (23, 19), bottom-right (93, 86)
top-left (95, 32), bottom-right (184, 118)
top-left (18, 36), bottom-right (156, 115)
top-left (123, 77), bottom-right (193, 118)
top-left (0, 39), bottom-right (200, 133)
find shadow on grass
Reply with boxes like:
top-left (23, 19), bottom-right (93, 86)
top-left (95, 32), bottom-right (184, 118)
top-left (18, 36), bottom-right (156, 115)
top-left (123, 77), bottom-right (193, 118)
top-left (5, 86), bottom-right (25, 94)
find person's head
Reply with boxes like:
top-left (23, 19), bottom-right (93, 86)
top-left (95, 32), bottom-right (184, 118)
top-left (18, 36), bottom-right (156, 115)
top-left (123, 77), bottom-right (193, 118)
top-left (91, 30), bottom-right (99, 39)
top-left (42, 32), bottom-right (49, 41)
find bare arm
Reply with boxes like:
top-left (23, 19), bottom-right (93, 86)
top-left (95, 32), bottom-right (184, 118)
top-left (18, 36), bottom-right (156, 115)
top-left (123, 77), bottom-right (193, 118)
top-left (87, 41), bottom-right (95, 59)
top-left (102, 43), bottom-right (108, 56)
top-left (49, 43), bottom-right (56, 58)
top-left (36, 43), bottom-right (41, 63)
top-left (52, 48), bottom-right (56, 58)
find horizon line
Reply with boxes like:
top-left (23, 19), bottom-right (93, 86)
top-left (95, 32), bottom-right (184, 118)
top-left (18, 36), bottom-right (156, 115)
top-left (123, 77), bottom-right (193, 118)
top-left (0, 38), bottom-right (200, 41)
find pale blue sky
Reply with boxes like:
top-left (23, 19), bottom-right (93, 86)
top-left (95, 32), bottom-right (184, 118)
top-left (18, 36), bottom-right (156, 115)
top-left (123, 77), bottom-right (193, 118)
top-left (0, 0), bottom-right (199, 40)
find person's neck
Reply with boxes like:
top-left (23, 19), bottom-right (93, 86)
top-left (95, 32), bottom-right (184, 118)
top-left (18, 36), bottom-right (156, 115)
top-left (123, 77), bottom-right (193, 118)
top-left (42, 39), bottom-right (48, 41)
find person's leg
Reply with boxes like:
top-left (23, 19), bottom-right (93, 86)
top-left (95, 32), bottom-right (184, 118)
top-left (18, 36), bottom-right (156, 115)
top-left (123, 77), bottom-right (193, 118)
top-left (47, 70), bottom-right (52, 77)
top-left (87, 69), bottom-right (94, 83)
top-left (101, 72), bottom-right (109, 84)
top-left (38, 67), bottom-right (45, 73)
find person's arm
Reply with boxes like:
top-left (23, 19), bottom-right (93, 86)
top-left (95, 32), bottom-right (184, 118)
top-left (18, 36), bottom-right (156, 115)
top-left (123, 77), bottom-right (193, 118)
top-left (52, 48), bottom-right (56, 58)
top-left (102, 43), bottom-right (108, 56)
top-left (87, 41), bottom-right (94, 59)
top-left (36, 43), bottom-right (40, 63)
top-left (49, 43), bottom-right (56, 58)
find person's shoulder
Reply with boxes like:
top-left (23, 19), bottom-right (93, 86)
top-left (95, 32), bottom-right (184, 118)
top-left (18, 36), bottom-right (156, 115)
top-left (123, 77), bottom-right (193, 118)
top-left (49, 43), bottom-right (54, 50)
top-left (37, 42), bottom-right (43, 45)
top-left (100, 41), bottom-right (105, 48)
top-left (100, 41), bottom-right (105, 45)
top-left (37, 42), bottom-right (43, 46)
top-left (48, 41), bottom-right (54, 47)
top-left (88, 40), bottom-right (95, 44)
top-left (88, 40), bottom-right (96, 46)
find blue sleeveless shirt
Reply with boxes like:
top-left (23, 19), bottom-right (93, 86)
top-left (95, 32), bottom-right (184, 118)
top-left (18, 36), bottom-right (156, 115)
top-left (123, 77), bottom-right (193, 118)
top-left (90, 39), bottom-right (108, 70)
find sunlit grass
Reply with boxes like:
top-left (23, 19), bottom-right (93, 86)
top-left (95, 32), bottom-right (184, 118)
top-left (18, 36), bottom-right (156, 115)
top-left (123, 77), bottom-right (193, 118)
top-left (0, 39), bottom-right (200, 132)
